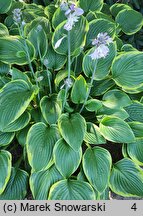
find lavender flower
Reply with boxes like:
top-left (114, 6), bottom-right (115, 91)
top-left (89, 33), bottom-right (113, 60)
top-left (64, 13), bottom-right (79, 31)
top-left (92, 32), bottom-right (113, 46)
top-left (60, 1), bottom-right (84, 31)
top-left (12, 8), bottom-right (22, 24)
top-left (89, 44), bottom-right (110, 60)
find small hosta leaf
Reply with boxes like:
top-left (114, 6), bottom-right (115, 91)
top-left (58, 113), bottom-right (86, 151)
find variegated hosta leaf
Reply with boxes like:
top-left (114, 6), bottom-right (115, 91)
top-left (44, 44), bottom-right (67, 71)
top-left (109, 158), bottom-right (143, 197)
top-left (48, 179), bottom-right (95, 200)
top-left (86, 19), bottom-right (116, 47)
top-left (30, 165), bottom-right (63, 200)
top-left (0, 150), bottom-right (12, 195)
top-left (115, 9), bottom-right (143, 35)
top-left (27, 25), bottom-right (48, 58)
top-left (83, 43), bottom-right (116, 80)
top-left (52, 8), bottom-right (67, 29)
top-left (27, 123), bottom-right (60, 172)
top-left (58, 113), bottom-right (86, 151)
top-left (40, 94), bottom-right (62, 125)
top-left (102, 89), bottom-right (131, 109)
top-left (52, 16), bottom-right (88, 56)
top-left (2, 111), bottom-right (31, 133)
top-left (0, 168), bottom-right (29, 200)
top-left (83, 147), bottom-right (112, 193)
top-left (0, 23), bottom-right (9, 37)
top-left (125, 101), bottom-right (143, 123)
top-left (0, 36), bottom-right (35, 65)
top-left (84, 123), bottom-right (106, 145)
top-left (71, 75), bottom-right (87, 104)
top-left (127, 139), bottom-right (143, 166)
top-left (0, 80), bottom-right (38, 131)
top-left (0, 0), bottom-right (12, 14)
top-left (53, 138), bottom-right (82, 178)
top-left (79, 0), bottom-right (103, 12)
top-left (111, 52), bottom-right (143, 91)
top-left (110, 3), bottom-right (131, 17)
top-left (24, 17), bottom-right (51, 36)
top-left (0, 132), bottom-right (15, 147)
top-left (99, 116), bottom-right (135, 143)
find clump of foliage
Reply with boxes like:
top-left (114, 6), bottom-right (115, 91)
top-left (0, 0), bottom-right (143, 200)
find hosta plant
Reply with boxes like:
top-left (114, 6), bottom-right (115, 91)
top-left (0, 0), bottom-right (143, 200)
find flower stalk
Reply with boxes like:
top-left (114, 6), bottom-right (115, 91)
top-left (80, 32), bottom-right (113, 113)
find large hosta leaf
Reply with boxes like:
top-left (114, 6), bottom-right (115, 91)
top-left (53, 139), bottom-right (82, 178)
top-left (0, 23), bottom-right (9, 37)
top-left (83, 43), bottom-right (116, 80)
top-left (48, 179), bottom-right (95, 200)
top-left (127, 139), bottom-right (143, 166)
top-left (27, 25), bottom-right (48, 58)
top-left (109, 158), bottom-right (143, 197)
top-left (125, 101), bottom-right (143, 123)
top-left (116, 9), bottom-right (143, 35)
top-left (111, 52), bottom-right (143, 91)
top-left (30, 165), bottom-right (63, 200)
top-left (52, 16), bottom-right (88, 56)
top-left (0, 0), bottom-right (12, 14)
top-left (0, 80), bottom-right (38, 131)
top-left (27, 123), bottom-right (60, 172)
top-left (0, 36), bottom-right (35, 65)
top-left (58, 113), bottom-right (86, 151)
top-left (2, 111), bottom-right (31, 133)
top-left (79, 0), bottom-right (103, 12)
top-left (0, 150), bottom-right (11, 195)
top-left (24, 17), bottom-right (51, 35)
top-left (0, 132), bottom-right (15, 147)
top-left (52, 8), bottom-right (66, 29)
top-left (86, 19), bottom-right (116, 47)
top-left (110, 3), bottom-right (131, 17)
top-left (44, 44), bottom-right (66, 71)
top-left (40, 94), bottom-right (62, 125)
top-left (99, 116), bottom-right (135, 143)
top-left (102, 89), bottom-right (131, 109)
top-left (0, 168), bottom-right (28, 200)
top-left (83, 147), bottom-right (112, 193)
top-left (128, 122), bottom-right (143, 138)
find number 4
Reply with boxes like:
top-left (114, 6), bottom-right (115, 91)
top-left (131, 203), bottom-right (137, 211)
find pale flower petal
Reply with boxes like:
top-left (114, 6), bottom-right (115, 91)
top-left (89, 44), bottom-right (109, 60)
top-left (54, 35), bottom-right (66, 49)
top-left (74, 8), bottom-right (84, 16)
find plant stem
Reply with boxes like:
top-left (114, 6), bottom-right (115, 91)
top-left (17, 23), bottom-right (40, 102)
top-left (79, 60), bottom-right (97, 113)
top-left (67, 31), bottom-right (71, 80)
top-left (62, 31), bottom-right (71, 112)
top-left (46, 68), bottom-right (52, 94)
